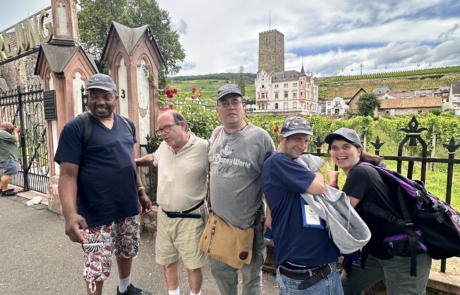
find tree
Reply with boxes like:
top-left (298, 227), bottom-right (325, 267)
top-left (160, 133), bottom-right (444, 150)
top-left (237, 66), bottom-right (246, 96)
top-left (357, 93), bottom-right (381, 117)
top-left (78, 0), bottom-right (185, 85)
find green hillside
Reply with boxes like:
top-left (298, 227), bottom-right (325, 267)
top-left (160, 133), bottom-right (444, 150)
top-left (316, 65), bottom-right (460, 99)
top-left (167, 76), bottom-right (256, 106)
top-left (167, 65), bottom-right (460, 103)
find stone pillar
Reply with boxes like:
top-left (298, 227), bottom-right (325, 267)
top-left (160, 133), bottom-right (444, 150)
top-left (35, 0), bottom-right (97, 214)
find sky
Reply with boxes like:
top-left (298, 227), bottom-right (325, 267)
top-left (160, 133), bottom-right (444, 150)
top-left (1, 0), bottom-right (460, 78)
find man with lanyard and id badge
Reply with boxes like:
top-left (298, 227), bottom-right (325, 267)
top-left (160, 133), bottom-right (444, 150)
top-left (261, 116), bottom-right (343, 294)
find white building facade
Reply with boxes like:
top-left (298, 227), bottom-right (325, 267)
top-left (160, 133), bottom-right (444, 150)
top-left (325, 97), bottom-right (349, 117)
top-left (254, 66), bottom-right (318, 115)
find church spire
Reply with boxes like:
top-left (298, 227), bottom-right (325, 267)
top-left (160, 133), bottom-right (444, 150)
top-left (300, 63), bottom-right (306, 76)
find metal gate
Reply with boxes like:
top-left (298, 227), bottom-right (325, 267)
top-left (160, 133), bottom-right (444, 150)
top-left (0, 85), bottom-right (49, 193)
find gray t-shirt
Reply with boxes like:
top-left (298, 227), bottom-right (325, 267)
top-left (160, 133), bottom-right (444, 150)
top-left (209, 123), bottom-right (274, 229)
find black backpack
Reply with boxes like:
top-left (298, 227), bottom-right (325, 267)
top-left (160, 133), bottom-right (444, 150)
top-left (358, 162), bottom-right (460, 276)
top-left (77, 111), bottom-right (133, 148)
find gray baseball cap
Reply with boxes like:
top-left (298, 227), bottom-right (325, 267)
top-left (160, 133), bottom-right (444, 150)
top-left (281, 116), bottom-right (313, 137)
top-left (217, 84), bottom-right (242, 100)
top-left (87, 74), bottom-right (117, 92)
top-left (324, 128), bottom-right (362, 148)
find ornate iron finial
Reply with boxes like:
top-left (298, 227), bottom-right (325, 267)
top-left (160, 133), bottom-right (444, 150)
top-left (370, 136), bottom-right (385, 151)
top-left (399, 116), bottom-right (427, 146)
top-left (315, 136), bottom-right (323, 150)
top-left (443, 137), bottom-right (460, 154)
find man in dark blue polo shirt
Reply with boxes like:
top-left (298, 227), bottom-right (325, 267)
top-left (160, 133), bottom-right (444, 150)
top-left (261, 116), bottom-right (343, 294)
top-left (55, 74), bottom-right (152, 295)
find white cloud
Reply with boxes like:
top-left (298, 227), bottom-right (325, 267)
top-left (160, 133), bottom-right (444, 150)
top-left (2, 0), bottom-right (460, 78)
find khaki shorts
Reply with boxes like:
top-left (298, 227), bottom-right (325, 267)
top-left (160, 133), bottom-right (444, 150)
top-left (156, 202), bottom-right (209, 269)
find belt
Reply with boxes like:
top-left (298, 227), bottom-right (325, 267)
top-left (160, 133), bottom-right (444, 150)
top-left (279, 264), bottom-right (332, 290)
top-left (162, 200), bottom-right (204, 219)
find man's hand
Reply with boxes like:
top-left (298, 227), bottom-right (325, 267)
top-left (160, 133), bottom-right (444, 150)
top-left (139, 194), bottom-right (152, 215)
top-left (326, 162), bottom-right (339, 184)
top-left (64, 213), bottom-right (88, 244)
top-left (13, 127), bottom-right (20, 134)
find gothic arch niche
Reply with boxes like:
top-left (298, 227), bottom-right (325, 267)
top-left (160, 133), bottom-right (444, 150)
top-left (71, 70), bottom-right (86, 115)
top-left (115, 53), bottom-right (129, 118)
top-left (56, 1), bottom-right (68, 36)
top-left (136, 58), bottom-right (151, 145)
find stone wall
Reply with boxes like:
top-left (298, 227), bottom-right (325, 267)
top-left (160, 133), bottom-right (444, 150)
top-left (0, 51), bottom-right (42, 90)
top-left (141, 206), bottom-right (158, 234)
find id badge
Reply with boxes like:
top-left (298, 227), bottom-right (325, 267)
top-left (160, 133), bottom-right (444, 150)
top-left (300, 197), bottom-right (324, 229)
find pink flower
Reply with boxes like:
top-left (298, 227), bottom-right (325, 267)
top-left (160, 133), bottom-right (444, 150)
top-left (198, 92), bottom-right (202, 97)
top-left (172, 88), bottom-right (178, 94)
top-left (191, 87), bottom-right (197, 93)
top-left (191, 95), bottom-right (195, 99)
top-left (274, 125), bottom-right (279, 132)
top-left (169, 103), bottom-right (174, 109)
top-left (161, 107), bottom-right (169, 111)
top-left (167, 93), bottom-right (174, 99)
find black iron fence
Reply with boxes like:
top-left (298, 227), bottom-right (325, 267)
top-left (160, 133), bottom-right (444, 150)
top-left (0, 85), bottom-right (49, 193)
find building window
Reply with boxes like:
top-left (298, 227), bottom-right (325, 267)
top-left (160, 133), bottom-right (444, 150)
top-left (327, 102), bottom-right (331, 105)
top-left (284, 102), bottom-right (288, 110)
top-left (300, 91), bottom-right (303, 96)
top-left (262, 93), bottom-right (265, 98)
top-left (327, 109), bottom-right (331, 115)
top-left (275, 92), bottom-right (279, 99)
top-left (293, 92), bottom-right (297, 99)
top-left (262, 85), bottom-right (264, 88)
top-left (293, 102), bottom-right (297, 108)
top-left (335, 101), bottom-right (340, 106)
top-left (293, 83), bottom-right (297, 87)
top-left (301, 81), bottom-right (304, 85)
top-left (284, 91), bottom-right (288, 99)
top-left (284, 83), bottom-right (288, 88)
top-left (275, 84), bottom-right (279, 88)
top-left (275, 103), bottom-right (278, 109)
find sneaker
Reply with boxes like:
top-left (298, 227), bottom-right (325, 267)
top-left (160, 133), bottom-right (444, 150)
top-left (2, 191), bottom-right (17, 197)
top-left (117, 284), bottom-right (152, 295)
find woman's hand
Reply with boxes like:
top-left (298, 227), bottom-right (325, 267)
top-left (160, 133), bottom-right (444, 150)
top-left (325, 161), bottom-right (339, 184)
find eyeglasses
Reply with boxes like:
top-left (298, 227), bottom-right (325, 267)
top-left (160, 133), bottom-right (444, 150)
top-left (217, 100), bottom-right (243, 108)
top-left (156, 123), bottom-right (179, 136)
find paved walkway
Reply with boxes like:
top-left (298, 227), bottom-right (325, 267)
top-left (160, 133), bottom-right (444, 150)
top-left (0, 194), bottom-right (279, 295)
top-left (2, 192), bottom-right (459, 295)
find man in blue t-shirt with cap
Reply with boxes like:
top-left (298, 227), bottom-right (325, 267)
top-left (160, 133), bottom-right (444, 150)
top-left (55, 73), bottom-right (152, 295)
top-left (261, 116), bottom-right (343, 294)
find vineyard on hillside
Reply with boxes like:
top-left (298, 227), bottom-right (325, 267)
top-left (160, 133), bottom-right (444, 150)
top-left (167, 64), bottom-right (460, 101)
top-left (316, 65), bottom-right (460, 84)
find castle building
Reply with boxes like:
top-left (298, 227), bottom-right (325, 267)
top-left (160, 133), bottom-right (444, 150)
top-left (254, 29), bottom-right (318, 115)
top-left (254, 65), bottom-right (318, 114)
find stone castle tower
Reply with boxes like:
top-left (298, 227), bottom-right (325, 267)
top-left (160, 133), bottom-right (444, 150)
top-left (258, 29), bottom-right (284, 74)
